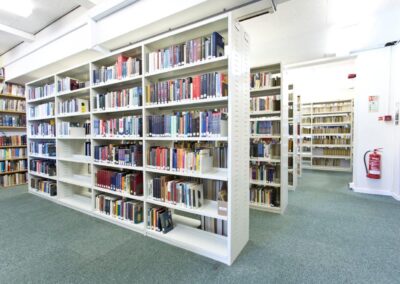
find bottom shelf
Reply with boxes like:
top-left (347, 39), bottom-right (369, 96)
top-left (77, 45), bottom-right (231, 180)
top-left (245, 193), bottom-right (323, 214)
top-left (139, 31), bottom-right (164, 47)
top-left (249, 203), bottom-right (282, 214)
top-left (303, 165), bottom-right (352, 172)
top-left (29, 188), bottom-right (57, 201)
top-left (59, 194), bottom-right (92, 212)
top-left (147, 223), bottom-right (228, 264)
top-left (92, 211), bottom-right (144, 234)
top-left (1, 182), bottom-right (28, 188)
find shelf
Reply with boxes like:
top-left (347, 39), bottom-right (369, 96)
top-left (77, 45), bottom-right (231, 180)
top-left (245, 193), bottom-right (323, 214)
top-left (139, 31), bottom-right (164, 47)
top-left (145, 167), bottom-right (228, 181)
top-left (311, 111), bottom-right (351, 117)
top-left (0, 94), bottom-right (25, 100)
top-left (249, 157), bottom-right (280, 163)
top-left (92, 106), bottom-right (142, 114)
top-left (29, 154), bottom-right (57, 160)
top-left (145, 56), bottom-right (228, 81)
top-left (57, 136), bottom-right (91, 140)
top-left (29, 189), bottom-right (57, 201)
top-left (249, 203), bottom-right (281, 213)
top-left (250, 110), bottom-right (281, 116)
top-left (0, 145), bottom-right (27, 149)
top-left (145, 97), bottom-right (228, 110)
top-left (145, 136), bottom-right (228, 142)
top-left (0, 157), bottom-right (27, 161)
top-left (303, 165), bottom-right (352, 172)
top-left (146, 198), bottom-right (227, 220)
top-left (59, 175), bottom-right (92, 188)
top-left (58, 156), bottom-right (92, 164)
top-left (59, 194), bottom-right (92, 212)
top-left (92, 211), bottom-right (144, 234)
top-left (0, 169), bottom-right (27, 175)
top-left (250, 134), bottom-right (281, 139)
top-left (91, 75), bottom-right (142, 89)
top-left (0, 182), bottom-right (28, 188)
top-left (0, 110), bottom-right (26, 114)
top-left (311, 122), bottom-right (351, 126)
top-left (147, 223), bottom-right (228, 264)
top-left (92, 136), bottom-right (142, 141)
top-left (57, 112), bottom-right (90, 118)
top-left (29, 116), bottom-right (55, 121)
top-left (28, 136), bottom-right (56, 139)
top-left (57, 87), bottom-right (90, 97)
top-left (29, 172), bottom-right (57, 180)
top-left (311, 155), bottom-right (351, 159)
top-left (250, 117), bottom-right (280, 122)
top-left (0, 126), bottom-right (26, 130)
top-left (312, 144), bottom-right (352, 148)
top-left (27, 95), bottom-right (55, 103)
top-left (92, 161), bottom-right (143, 171)
top-left (311, 133), bottom-right (351, 137)
top-left (249, 179), bottom-right (280, 187)
top-left (93, 186), bottom-right (144, 201)
top-left (250, 86), bottom-right (281, 93)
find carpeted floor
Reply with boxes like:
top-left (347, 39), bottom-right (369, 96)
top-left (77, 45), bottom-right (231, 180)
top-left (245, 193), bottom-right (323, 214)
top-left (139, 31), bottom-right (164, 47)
top-left (1, 170), bottom-right (399, 283)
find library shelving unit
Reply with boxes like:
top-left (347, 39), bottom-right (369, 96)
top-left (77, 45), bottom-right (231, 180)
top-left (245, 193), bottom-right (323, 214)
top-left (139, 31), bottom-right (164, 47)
top-left (296, 94), bottom-right (302, 178)
top-left (0, 81), bottom-right (28, 188)
top-left (26, 13), bottom-right (250, 265)
top-left (300, 99), bottom-right (353, 172)
top-left (249, 63), bottom-right (288, 214)
top-left (287, 84), bottom-right (298, 191)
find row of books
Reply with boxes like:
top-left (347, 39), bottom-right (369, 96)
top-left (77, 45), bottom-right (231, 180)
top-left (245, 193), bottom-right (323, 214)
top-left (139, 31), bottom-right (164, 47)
top-left (93, 87), bottom-right (142, 111)
top-left (250, 185), bottom-right (280, 207)
top-left (59, 121), bottom-right (90, 137)
top-left (313, 127), bottom-right (351, 134)
top-left (95, 169), bottom-right (143, 196)
top-left (250, 140), bottom-right (280, 159)
top-left (0, 160), bottom-right (27, 172)
top-left (0, 148), bottom-right (27, 160)
top-left (29, 142), bottom-right (56, 157)
top-left (85, 141), bottom-right (91, 157)
top-left (30, 177), bottom-right (57, 196)
top-left (312, 103), bottom-right (352, 113)
top-left (29, 121), bottom-right (56, 137)
top-left (201, 216), bottom-right (227, 236)
top-left (312, 117), bottom-right (351, 123)
top-left (0, 99), bottom-right (26, 111)
top-left (95, 194), bottom-right (143, 224)
top-left (0, 172), bottom-right (27, 187)
top-left (147, 110), bottom-right (228, 137)
top-left (312, 138), bottom-right (351, 145)
top-left (94, 143), bottom-right (143, 167)
top-left (250, 121), bottom-right (280, 135)
top-left (145, 72), bottom-right (228, 105)
top-left (57, 77), bottom-right (88, 93)
top-left (250, 163), bottom-right (280, 184)
top-left (147, 207), bottom-right (173, 233)
top-left (92, 56), bottom-right (142, 85)
top-left (147, 32), bottom-right (225, 73)
top-left (0, 115), bottom-right (26, 127)
top-left (30, 159), bottom-right (56, 176)
top-left (29, 102), bottom-right (55, 118)
top-left (148, 144), bottom-right (212, 173)
top-left (93, 116), bottom-right (142, 137)
top-left (312, 158), bottom-right (350, 167)
top-left (148, 177), bottom-right (204, 209)
top-left (250, 96), bottom-right (281, 112)
top-left (0, 135), bottom-right (26, 146)
top-left (1, 83), bottom-right (25, 97)
top-left (212, 143), bottom-right (228, 168)
top-left (58, 98), bottom-right (89, 114)
top-left (28, 83), bottom-right (55, 100)
top-left (313, 148), bottom-right (351, 156)
top-left (250, 72), bottom-right (281, 89)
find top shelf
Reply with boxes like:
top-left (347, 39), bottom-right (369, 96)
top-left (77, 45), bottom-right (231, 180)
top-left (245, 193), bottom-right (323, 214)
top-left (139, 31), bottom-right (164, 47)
top-left (0, 94), bottom-right (26, 100)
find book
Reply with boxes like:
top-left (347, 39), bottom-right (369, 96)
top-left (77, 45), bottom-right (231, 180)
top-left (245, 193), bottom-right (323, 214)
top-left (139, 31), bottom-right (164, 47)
top-left (29, 102), bottom-right (55, 118)
top-left (159, 210), bottom-right (173, 234)
top-left (0, 115), bottom-right (26, 127)
top-left (28, 83), bottom-right (55, 100)
top-left (95, 194), bottom-right (143, 224)
top-left (250, 140), bottom-right (280, 159)
top-left (93, 116), bottom-right (142, 137)
top-left (30, 121), bottom-right (56, 137)
top-left (250, 163), bottom-right (280, 184)
top-left (29, 142), bottom-right (56, 157)
top-left (0, 146), bottom-right (27, 159)
top-left (250, 185), bottom-right (280, 207)
top-left (95, 169), bottom-right (143, 196)
top-left (0, 98), bottom-right (26, 112)
top-left (0, 160), bottom-right (27, 172)
top-left (92, 56), bottom-right (142, 85)
top-left (250, 72), bottom-right (281, 89)
top-left (0, 83), bottom-right (25, 96)
top-left (58, 121), bottom-right (90, 136)
top-left (58, 98), bottom-right (89, 114)
top-left (30, 177), bottom-right (57, 196)
top-left (94, 143), bottom-right (142, 166)
top-left (0, 135), bottom-right (27, 147)
top-left (57, 77), bottom-right (88, 92)
top-left (30, 159), bottom-right (57, 176)
top-left (0, 172), bottom-right (27, 187)
top-left (93, 86), bottom-right (142, 111)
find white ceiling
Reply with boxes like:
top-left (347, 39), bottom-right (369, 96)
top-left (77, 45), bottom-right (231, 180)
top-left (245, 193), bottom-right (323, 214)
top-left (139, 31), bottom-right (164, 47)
top-left (242, 0), bottom-right (400, 66)
top-left (0, 0), bottom-right (101, 55)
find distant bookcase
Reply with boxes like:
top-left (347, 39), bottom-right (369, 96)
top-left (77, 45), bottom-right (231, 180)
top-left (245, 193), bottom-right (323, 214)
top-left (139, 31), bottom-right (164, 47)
top-left (0, 80), bottom-right (28, 188)
top-left (26, 13), bottom-right (249, 265)
top-left (300, 99), bottom-right (353, 172)
top-left (287, 83), bottom-right (298, 191)
top-left (249, 63), bottom-right (288, 214)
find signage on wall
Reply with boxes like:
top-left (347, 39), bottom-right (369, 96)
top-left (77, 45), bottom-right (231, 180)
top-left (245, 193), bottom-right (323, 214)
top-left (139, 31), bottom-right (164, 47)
top-left (368, 96), bottom-right (379, 113)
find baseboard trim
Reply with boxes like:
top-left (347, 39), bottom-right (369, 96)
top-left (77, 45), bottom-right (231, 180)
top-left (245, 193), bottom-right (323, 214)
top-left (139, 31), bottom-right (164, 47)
top-left (350, 182), bottom-right (400, 201)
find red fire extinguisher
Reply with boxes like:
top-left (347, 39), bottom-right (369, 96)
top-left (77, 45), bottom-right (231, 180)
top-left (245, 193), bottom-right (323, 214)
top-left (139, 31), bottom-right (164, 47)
top-left (364, 148), bottom-right (382, 179)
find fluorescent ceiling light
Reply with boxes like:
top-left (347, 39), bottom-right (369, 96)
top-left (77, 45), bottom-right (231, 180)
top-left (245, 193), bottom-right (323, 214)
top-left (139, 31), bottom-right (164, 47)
top-left (0, 0), bottom-right (34, 18)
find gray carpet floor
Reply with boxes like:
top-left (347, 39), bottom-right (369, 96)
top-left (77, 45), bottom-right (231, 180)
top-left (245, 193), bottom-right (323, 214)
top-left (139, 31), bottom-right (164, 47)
top-left (1, 170), bottom-right (399, 283)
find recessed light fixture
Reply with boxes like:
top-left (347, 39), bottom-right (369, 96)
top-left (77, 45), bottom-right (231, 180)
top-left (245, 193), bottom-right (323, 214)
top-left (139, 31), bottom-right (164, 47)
top-left (0, 0), bottom-right (34, 18)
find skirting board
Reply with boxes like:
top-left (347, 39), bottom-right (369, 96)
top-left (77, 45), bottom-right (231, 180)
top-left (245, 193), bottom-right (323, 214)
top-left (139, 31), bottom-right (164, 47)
top-left (349, 182), bottom-right (399, 201)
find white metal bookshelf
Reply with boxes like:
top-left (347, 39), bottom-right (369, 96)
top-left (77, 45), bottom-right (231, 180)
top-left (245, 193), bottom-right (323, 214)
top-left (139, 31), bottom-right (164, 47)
top-left (287, 83), bottom-right (298, 191)
top-left (26, 13), bottom-right (249, 265)
top-left (300, 99), bottom-right (353, 172)
top-left (249, 63), bottom-right (288, 214)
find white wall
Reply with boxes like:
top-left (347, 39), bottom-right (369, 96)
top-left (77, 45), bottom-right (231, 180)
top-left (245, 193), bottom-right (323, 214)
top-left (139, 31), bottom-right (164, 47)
top-left (351, 46), bottom-right (400, 197)
top-left (286, 58), bottom-right (356, 104)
